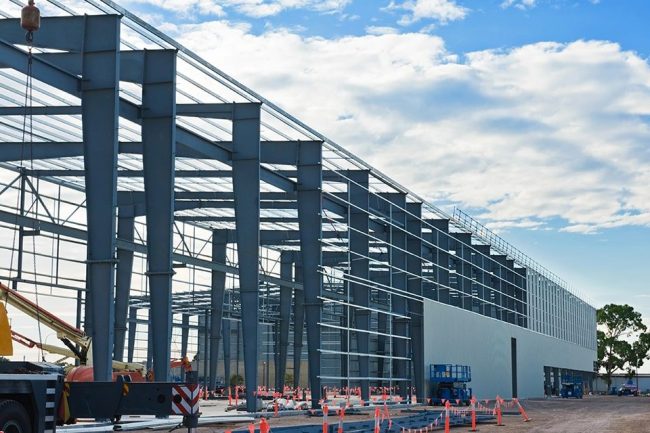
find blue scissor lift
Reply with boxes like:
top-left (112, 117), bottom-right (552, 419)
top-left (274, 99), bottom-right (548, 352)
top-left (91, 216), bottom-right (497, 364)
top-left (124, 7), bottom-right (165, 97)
top-left (560, 374), bottom-right (584, 399)
top-left (429, 364), bottom-right (473, 406)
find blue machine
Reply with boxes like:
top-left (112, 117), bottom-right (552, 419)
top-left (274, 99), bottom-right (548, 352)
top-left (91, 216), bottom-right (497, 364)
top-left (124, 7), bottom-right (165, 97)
top-left (560, 374), bottom-right (583, 399)
top-left (429, 364), bottom-right (472, 405)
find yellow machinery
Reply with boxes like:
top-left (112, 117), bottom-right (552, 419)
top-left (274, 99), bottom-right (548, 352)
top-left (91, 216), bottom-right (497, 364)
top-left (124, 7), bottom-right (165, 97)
top-left (0, 302), bottom-right (12, 356)
top-left (0, 281), bottom-right (91, 362)
top-left (0, 282), bottom-right (145, 372)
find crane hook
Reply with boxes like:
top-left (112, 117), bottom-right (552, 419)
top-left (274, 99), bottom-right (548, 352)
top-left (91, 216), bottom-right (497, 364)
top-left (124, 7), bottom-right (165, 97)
top-left (21, 0), bottom-right (40, 44)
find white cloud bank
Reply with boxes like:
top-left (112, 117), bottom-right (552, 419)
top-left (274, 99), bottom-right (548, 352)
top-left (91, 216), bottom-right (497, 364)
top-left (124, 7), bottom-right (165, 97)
top-left (162, 20), bottom-right (650, 234)
top-left (124, 0), bottom-right (350, 18)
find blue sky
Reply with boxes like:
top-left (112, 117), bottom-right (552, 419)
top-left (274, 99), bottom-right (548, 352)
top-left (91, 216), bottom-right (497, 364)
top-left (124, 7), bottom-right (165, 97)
top-left (126, 0), bottom-right (650, 58)
top-left (118, 0), bottom-right (650, 322)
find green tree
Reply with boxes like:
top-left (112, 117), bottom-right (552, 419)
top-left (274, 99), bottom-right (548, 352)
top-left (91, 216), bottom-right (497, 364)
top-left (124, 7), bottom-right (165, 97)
top-left (597, 304), bottom-right (647, 391)
top-left (624, 333), bottom-right (650, 390)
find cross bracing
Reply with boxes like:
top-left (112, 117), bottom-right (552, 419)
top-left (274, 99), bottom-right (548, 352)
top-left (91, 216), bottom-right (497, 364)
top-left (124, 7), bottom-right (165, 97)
top-left (0, 0), bottom-right (596, 412)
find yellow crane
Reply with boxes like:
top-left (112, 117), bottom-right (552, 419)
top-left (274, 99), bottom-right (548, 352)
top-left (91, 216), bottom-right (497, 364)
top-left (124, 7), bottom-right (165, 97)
top-left (0, 281), bottom-right (145, 372)
top-left (0, 281), bottom-right (90, 361)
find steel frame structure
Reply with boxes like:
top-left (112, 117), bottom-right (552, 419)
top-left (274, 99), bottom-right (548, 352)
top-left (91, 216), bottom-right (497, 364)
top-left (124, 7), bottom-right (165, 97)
top-left (0, 0), bottom-right (596, 412)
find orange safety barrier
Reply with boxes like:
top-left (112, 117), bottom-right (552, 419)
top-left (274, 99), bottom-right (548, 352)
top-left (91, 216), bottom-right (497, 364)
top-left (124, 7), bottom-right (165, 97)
top-left (323, 404), bottom-right (329, 433)
top-left (496, 396), bottom-right (504, 427)
top-left (260, 417), bottom-right (270, 433)
top-left (470, 396), bottom-right (477, 432)
top-left (337, 406), bottom-right (346, 433)
top-left (374, 406), bottom-right (381, 433)
top-left (444, 400), bottom-right (451, 433)
top-left (513, 398), bottom-right (531, 422)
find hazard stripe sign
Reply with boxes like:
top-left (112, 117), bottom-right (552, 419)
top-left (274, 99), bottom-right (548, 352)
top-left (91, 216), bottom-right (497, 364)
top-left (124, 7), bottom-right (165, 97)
top-left (172, 384), bottom-right (200, 415)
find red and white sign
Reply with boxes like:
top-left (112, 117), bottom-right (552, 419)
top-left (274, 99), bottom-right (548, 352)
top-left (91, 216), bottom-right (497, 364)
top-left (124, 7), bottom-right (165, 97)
top-left (172, 384), bottom-right (200, 415)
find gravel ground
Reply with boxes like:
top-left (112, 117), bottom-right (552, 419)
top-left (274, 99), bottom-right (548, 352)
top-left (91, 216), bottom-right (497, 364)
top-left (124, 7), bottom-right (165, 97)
top-left (125, 395), bottom-right (650, 433)
top-left (475, 395), bottom-right (650, 433)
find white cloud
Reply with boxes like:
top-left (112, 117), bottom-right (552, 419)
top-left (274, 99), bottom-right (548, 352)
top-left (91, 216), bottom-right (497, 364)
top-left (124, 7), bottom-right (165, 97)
top-left (124, 0), bottom-right (226, 17)
top-left (366, 25), bottom-right (400, 35)
top-left (123, 0), bottom-right (350, 18)
top-left (166, 22), bottom-right (650, 234)
top-left (500, 0), bottom-right (536, 9)
top-left (386, 0), bottom-right (469, 25)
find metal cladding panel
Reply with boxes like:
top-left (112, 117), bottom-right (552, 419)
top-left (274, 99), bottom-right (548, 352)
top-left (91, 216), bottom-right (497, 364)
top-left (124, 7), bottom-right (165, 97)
top-left (422, 299), bottom-right (596, 400)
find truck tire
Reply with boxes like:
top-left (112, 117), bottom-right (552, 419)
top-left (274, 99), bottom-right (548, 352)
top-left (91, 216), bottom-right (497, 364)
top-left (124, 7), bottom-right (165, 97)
top-left (0, 399), bottom-right (32, 433)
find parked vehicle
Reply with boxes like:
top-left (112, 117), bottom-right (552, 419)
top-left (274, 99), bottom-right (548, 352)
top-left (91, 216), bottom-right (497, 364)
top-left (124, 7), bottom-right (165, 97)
top-left (618, 381), bottom-right (640, 396)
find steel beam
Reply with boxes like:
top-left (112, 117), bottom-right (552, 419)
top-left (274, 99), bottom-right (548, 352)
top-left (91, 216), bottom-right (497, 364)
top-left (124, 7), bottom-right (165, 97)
top-left (0, 209), bottom-right (301, 291)
top-left (142, 50), bottom-right (177, 382)
top-left (231, 103), bottom-right (262, 412)
top-left (81, 15), bottom-right (121, 382)
top-left (0, 16), bottom-right (90, 51)
top-left (209, 230), bottom-right (228, 390)
top-left (296, 140), bottom-right (323, 408)
top-left (0, 39), bottom-right (79, 96)
top-left (276, 251), bottom-right (293, 391)
top-left (0, 139), bottom-right (314, 166)
top-left (0, 106), bottom-right (81, 116)
top-left (114, 212), bottom-right (135, 362)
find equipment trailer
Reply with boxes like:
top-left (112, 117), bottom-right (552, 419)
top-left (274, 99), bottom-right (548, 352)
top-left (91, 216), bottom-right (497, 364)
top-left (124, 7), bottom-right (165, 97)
top-left (0, 360), bottom-right (200, 432)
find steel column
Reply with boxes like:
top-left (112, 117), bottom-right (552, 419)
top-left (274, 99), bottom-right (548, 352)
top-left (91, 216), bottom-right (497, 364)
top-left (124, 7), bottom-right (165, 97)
top-left (276, 251), bottom-right (293, 391)
top-left (232, 103), bottom-right (262, 411)
top-left (209, 230), bottom-right (228, 390)
top-left (293, 263), bottom-right (305, 389)
top-left (349, 171), bottom-right (370, 401)
top-left (204, 313), bottom-right (210, 386)
top-left (142, 50), bottom-right (177, 382)
top-left (223, 318), bottom-right (231, 388)
top-left (147, 318), bottom-right (154, 370)
top-left (11, 174), bottom-right (26, 292)
top-left (384, 193), bottom-right (408, 398)
top-left (81, 15), bottom-right (121, 381)
top-left (198, 315), bottom-right (206, 380)
top-left (406, 202), bottom-right (424, 401)
top-left (127, 307), bottom-right (138, 363)
top-left (297, 141), bottom-right (323, 408)
top-left (114, 211), bottom-right (135, 361)
top-left (340, 313), bottom-right (348, 388)
top-left (181, 314), bottom-right (190, 358)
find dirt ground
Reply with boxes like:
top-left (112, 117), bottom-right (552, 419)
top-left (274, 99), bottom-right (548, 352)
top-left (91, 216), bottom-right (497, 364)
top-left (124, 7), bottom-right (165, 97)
top-left (129, 395), bottom-right (650, 433)
top-left (475, 396), bottom-right (650, 433)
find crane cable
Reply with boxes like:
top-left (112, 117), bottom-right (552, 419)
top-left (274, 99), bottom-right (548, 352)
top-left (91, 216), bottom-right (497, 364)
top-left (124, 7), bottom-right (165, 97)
top-left (15, 1), bottom-right (45, 361)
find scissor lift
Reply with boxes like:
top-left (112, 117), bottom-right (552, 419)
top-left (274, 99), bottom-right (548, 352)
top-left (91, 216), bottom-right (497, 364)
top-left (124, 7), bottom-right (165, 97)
top-left (429, 364), bottom-right (473, 406)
